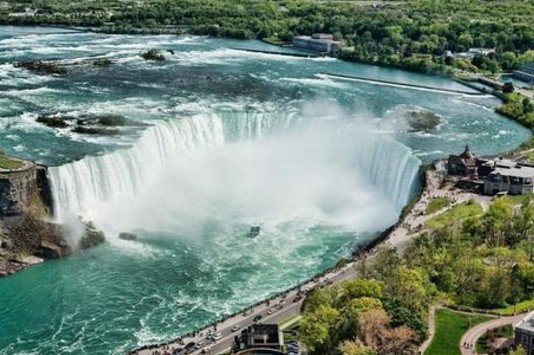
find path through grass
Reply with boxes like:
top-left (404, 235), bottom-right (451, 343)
top-left (425, 309), bottom-right (492, 355)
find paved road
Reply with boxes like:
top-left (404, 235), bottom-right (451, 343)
top-left (134, 166), bottom-right (455, 355)
top-left (136, 265), bottom-right (358, 355)
top-left (459, 314), bottom-right (524, 355)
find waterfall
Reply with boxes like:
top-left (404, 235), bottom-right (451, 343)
top-left (48, 108), bottom-right (421, 224)
top-left (352, 137), bottom-right (421, 209)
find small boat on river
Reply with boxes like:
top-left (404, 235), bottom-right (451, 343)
top-left (248, 226), bottom-right (260, 238)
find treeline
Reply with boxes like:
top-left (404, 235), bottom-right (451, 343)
top-left (497, 92), bottom-right (534, 130)
top-left (2, 0), bottom-right (534, 74)
top-left (299, 196), bottom-right (534, 354)
top-left (405, 198), bottom-right (534, 309)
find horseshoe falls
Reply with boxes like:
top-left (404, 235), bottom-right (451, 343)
top-left (0, 27), bottom-right (531, 355)
top-left (48, 110), bottom-right (420, 231)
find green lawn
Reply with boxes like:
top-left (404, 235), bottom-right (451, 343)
top-left (426, 197), bottom-right (451, 215)
top-left (0, 155), bottom-right (23, 170)
top-left (492, 297), bottom-right (534, 315)
top-left (500, 194), bottom-right (534, 207)
top-left (425, 309), bottom-right (492, 355)
top-left (425, 201), bottom-right (483, 230)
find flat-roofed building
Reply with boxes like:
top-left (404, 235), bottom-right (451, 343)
top-left (469, 47), bottom-right (496, 56)
top-left (514, 62), bottom-right (534, 84)
top-left (292, 33), bottom-right (340, 54)
top-left (235, 324), bottom-right (284, 353)
top-left (514, 311), bottom-right (534, 354)
top-left (483, 160), bottom-right (534, 195)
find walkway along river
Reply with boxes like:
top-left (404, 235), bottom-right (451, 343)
top-left (132, 165), bottom-right (474, 355)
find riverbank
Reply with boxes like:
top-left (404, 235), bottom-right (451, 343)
top-left (2, 26), bottom-right (532, 353)
top-left (131, 162), bottom-right (463, 354)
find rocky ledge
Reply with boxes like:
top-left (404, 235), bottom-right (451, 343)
top-left (14, 57), bottom-right (116, 76)
top-left (404, 106), bottom-right (441, 131)
top-left (0, 160), bottom-right (105, 277)
top-left (36, 112), bottom-right (145, 136)
top-left (14, 60), bottom-right (68, 75)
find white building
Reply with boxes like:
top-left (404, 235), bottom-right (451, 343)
top-left (483, 160), bottom-right (534, 195)
top-left (292, 33), bottom-right (340, 54)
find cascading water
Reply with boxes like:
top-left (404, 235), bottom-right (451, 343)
top-left (48, 106), bottom-right (421, 229)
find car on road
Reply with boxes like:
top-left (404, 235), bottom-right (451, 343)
top-left (212, 331), bottom-right (223, 340)
top-left (231, 324), bottom-right (241, 332)
top-left (253, 315), bottom-right (263, 323)
top-left (200, 346), bottom-right (211, 354)
top-left (194, 339), bottom-right (207, 349)
top-left (267, 308), bottom-right (274, 315)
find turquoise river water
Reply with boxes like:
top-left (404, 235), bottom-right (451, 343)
top-left (0, 26), bottom-right (530, 354)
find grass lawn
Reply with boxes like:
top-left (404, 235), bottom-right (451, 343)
top-left (492, 297), bottom-right (534, 315)
top-left (0, 155), bottom-right (23, 170)
top-left (500, 193), bottom-right (534, 207)
top-left (280, 313), bottom-right (302, 330)
top-left (426, 196), bottom-right (451, 214)
top-left (425, 309), bottom-right (492, 355)
top-left (425, 201), bottom-right (483, 230)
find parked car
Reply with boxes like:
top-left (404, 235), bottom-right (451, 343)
top-left (231, 324), bottom-right (241, 332)
top-left (201, 347), bottom-right (211, 354)
top-left (212, 331), bottom-right (223, 340)
top-left (267, 308), bottom-right (274, 315)
top-left (253, 315), bottom-right (263, 323)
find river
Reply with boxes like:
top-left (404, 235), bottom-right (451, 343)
top-left (0, 26), bottom-right (530, 354)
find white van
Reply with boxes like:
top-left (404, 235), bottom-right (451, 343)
top-left (195, 339), bottom-right (207, 349)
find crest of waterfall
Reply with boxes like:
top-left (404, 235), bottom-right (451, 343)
top-left (49, 107), bottom-right (420, 223)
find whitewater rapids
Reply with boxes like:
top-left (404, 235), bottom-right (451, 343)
top-left (48, 106), bottom-right (420, 242)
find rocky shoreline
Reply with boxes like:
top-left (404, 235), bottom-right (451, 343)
top-left (0, 158), bottom-right (105, 277)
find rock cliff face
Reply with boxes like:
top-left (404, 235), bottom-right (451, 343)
top-left (0, 164), bottom-right (68, 277)
top-left (0, 165), bottom-right (53, 217)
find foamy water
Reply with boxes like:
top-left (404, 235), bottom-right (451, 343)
top-left (0, 27), bottom-right (530, 355)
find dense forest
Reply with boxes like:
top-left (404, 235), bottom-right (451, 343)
top-left (298, 195), bottom-right (534, 354)
top-left (1, 0), bottom-right (534, 74)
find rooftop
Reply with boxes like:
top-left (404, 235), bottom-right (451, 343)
top-left (249, 324), bottom-right (281, 345)
top-left (489, 164), bottom-right (534, 179)
top-left (516, 311), bottom-right (534, 333)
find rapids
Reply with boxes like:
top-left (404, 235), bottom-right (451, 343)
top-left (0, 26), bottom-right (530, 354)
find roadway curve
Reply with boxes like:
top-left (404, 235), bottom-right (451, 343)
top-left (132, 169), bottom-right (454, 355)
top-left (459, 313), bottom-right (524, 355)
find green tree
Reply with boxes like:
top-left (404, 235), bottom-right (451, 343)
top-left (299, 304), bottom-right (340, 354)
top-left (481, 199), bottom-right (512, 247)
